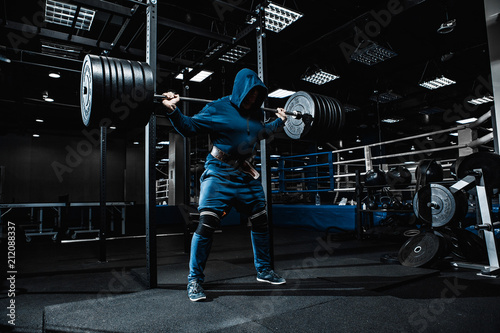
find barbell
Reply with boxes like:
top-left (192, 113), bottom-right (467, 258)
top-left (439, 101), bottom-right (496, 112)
top-left (80, 54), bottom-right (345, 139)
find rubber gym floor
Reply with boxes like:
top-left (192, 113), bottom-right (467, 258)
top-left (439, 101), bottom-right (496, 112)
top-left (1, 223), bottom-right (500, 333)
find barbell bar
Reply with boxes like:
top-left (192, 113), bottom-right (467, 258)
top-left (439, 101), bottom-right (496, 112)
top-left (151, 94), bottom-right (306, 119)
top-left (80, 54), bottom-right (345, 140)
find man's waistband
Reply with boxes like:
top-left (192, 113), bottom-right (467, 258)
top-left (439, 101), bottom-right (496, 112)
top-left (210, 146), bottom-right (259, 179)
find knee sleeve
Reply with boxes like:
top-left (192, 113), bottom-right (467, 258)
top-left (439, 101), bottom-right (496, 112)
top-left (249, 209), bottom-right (268, 233)
top-left (195, 211), bottom-right (221, 238)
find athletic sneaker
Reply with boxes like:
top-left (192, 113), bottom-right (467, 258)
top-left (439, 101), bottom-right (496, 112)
top-left (187, 281), bottom-right (206, 301)
top-left (256, 269), bottom-right (286, 285)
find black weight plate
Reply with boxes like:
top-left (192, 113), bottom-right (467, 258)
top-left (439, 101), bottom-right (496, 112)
top-left (312, 93), bottom-right (327, 137)
top-left (398, 232), bottom-right (441, 267)
top-left (318, 94), bottom-right (334, 137)
top-left (322, 95), bottom-right (336, 138)
top-left (451, 190), bottom-right (468, 226)
top-left (114, 58), bottom-right (125, 99)
top-left (100, 56), bottom-right (113, 119)
top-left (331, 97), bottom-right (343, 135)
top-left (439, 226), bottom-right (466, 260)
top-left (308, 93), bottom-right (321, 134)
top-left (446, 227), bottom-right (488, 263)
top-left (456, 152), bottom-right (500, 191)
top-left (334, 98), bottom-right (345, 132)
top-left (121, 60), bottom-right (134, 97)
top-left (132, 61), bottom-right (155, 127)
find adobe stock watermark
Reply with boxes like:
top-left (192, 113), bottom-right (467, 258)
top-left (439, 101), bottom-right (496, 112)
top-left (339, 0), bottom-right (403, 64)
top-left (403, 277), bottom-right (467, 333)
top-left (212, 0), bottom-right (245, 22)
top-left (249, 233), bottom-right (341, 318)
top-left (94, 268), bottom-right (139, 306)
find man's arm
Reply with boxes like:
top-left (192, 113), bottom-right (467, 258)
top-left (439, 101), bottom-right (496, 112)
top-left (264, 107), bottom-right (287, 132)
top-left (161, 92), bottom-right (213, 137)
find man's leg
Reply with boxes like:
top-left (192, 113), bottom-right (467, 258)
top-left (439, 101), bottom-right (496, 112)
top-left (249, 209), bottom-right (286, 285)
top-left (187, 210), bottom-right (220, 301)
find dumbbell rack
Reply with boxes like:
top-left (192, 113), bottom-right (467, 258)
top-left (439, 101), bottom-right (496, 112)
top-left (448, 169), bottom-right (500, 278)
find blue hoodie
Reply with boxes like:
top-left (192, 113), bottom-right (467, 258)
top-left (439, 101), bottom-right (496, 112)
top-left (166, 68), bottom-right (284, 162)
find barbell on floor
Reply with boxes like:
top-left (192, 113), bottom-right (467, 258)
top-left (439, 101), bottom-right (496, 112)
top-left (80, 54), bottom-right (345, 140)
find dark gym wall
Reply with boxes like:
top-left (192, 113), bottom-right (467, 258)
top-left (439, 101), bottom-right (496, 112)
top-left (0, 132), bottom-right (144, 204)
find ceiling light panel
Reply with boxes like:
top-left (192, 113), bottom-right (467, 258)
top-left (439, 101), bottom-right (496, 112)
top-left (247, 2), bottom-right (303, 33)
top-left (45, 0), bottom-right (95, 31)
top-left (351, 43), bottom-right (397, 65)
top-left (207, 45), bottom-right (252, 63)
top-left (268, 89), bottom-right (296, 98)
top-left (301, 70), bottom-right (339, 85)
top-left (467, 95), bottom-right (494, 105)
top-left (419, 76), bottom-right (456, 90)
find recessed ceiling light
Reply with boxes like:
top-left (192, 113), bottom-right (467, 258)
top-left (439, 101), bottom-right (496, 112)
top-left (49, 72), bottom-right (61, 79)
top-left (36, 119), bottom-right (44, 123)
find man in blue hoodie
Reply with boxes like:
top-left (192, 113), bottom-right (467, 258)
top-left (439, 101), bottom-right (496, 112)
top-left (162, 68), bottom-right (287, 301)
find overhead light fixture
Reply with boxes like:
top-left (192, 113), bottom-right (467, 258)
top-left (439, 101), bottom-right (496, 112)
top-left (419, 76), bottom-right (456, 90)
top-left (33, 134), bottom-right (40, 138)
top-left (268, 89), bottom-right (296, 98)
top-left (467, 95), bottom-right (494, 105)
top-left (381, 118), bottom-right (403, 123)
top-left (175, 68), bottom-right (213, 82)
top-left (206, 44), bottom-right (251, 63)
top-left (246, 1), bottom-right (303, 33)
top-left (133, 141), bottom-right (140, 145)
top-left (456, 117), bottom-right (477, 124)
top-left (160, 158), bottom-right (169, 162)
top-left (351, 42), bottom-right (397, 66)
top-left (449, 132), bottom-right (458, 136)
top-left (158, 141), bottom-right (170, 145)
top-left (301, 69), bottom-right (339, 85)
top-left (49, 72), bottom-right (61, 79)
top-left (45, 0), bottom-right (95, 31)
top-left (42, 91), bottom-right (54, 102)
top-left (437, 19), bottom-right (456, 34)
top-left (36, 119), bottom-right (44, 123)
top-left (356, 136), bottom-right (361, 143)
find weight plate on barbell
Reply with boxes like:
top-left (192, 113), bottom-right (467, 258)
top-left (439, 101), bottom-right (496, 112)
top-left (284, 91), bottom-right (315, 139)
top-left (329, 95), bottom-right (341, 135)
top-left (413, 183), bottom-right (459, 228)
top-left (398, 232), bottom-right (442, 267)
top-left (81, 55), bottom-right (110, 128)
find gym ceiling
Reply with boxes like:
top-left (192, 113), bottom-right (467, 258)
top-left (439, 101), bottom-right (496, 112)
top-left (0, 0), bottom-right (494, 150)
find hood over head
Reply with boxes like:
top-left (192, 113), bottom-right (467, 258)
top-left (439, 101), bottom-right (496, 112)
top-left (230, 68), bottom-right (268, 113)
